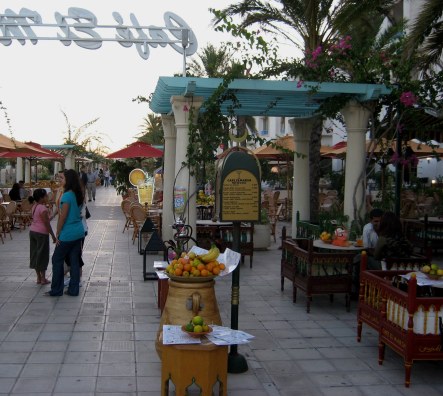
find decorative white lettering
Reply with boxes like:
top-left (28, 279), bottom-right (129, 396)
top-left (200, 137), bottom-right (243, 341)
top-left (164, 12), bottom-right (197, 55)
top-left (0, 8), bottom-right (41, 46)
top-left (0, 8), bottom-right (198, 60)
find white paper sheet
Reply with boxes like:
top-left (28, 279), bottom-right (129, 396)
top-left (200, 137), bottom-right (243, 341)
top-left (400, 272), bottom-right (443, 288)
top-left (205, 325), bottom-right (254, 346)
top-left (162, 325), bottom-right (201, 345)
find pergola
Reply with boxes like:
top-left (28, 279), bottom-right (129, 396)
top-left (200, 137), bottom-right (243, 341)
top-left (150, 76), bottom-right (391, 241)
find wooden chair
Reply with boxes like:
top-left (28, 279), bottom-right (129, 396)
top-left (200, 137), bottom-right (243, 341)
top-left (281, 238), bottom-right (355, 312)
top-left (13, 199), bottom-right (33, 230)
top-left (121, 199), bottom-right (133, 233)
top-left (0, 205), bottom-right (12, 240)
top-left (130, 203), bottom-right (147, 244)
top-left (4, 201), bottom-right (17, 230)
top-left (219, 223), bottom-right (254, 268)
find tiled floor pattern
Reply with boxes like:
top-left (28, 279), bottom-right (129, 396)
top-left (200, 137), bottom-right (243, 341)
top-left (0, 186), bottom-right (442, 395)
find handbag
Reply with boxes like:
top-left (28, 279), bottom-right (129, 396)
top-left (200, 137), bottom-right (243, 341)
top-left (85, 206), bottom-right (91, 219)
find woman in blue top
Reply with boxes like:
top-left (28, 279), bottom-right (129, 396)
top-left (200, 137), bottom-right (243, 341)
top-left (45, 169), bottom-right (85, 296)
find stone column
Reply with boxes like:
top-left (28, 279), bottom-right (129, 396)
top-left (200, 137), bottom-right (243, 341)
top-left (16, 157), bottom-right (23, 182)
top-left (161, 114), bottom-right (177, 242)
top-left (64, 150), bottom-right (75, 170)
top-left (289, 117), bottom-right (317, 238)
top-left (341, 100), bottom-right (371, 225)
top-left (24, 159), bottom-right (31, 183)
top-left (171, 96), bottom-right (203, 246)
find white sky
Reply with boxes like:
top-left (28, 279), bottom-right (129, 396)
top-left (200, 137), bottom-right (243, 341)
top-left (0, 0), bottom-right (237, 152)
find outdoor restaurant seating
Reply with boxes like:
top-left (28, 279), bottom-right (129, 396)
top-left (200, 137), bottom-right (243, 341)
top-left (219, 223), bottom-right (254, 268)
top-left (0, 205), bottom-right (13, 240)
top-left (121, 199), bottom-right (133, 233)
top-left (281, 238), bottom-right (355, 313)
top-left (402, 215), bottom-right (443, 259)
top-left (13, 199), bottom-right (33, 230)
top-left (356, 253), bottom-right (442, 388)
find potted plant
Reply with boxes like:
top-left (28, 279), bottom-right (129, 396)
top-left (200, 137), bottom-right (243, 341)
top-left (254, 209), bottom-right (272, 250)
top-left (110, 161), bottom-right (134, 198)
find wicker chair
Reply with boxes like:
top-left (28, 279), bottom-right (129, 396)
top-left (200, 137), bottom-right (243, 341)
top-left (0, 205), bottom-right (12, 240)
top-left (13, 199), bottom-right (33, 230)
top-left (121, 199), bottom-right (133, 233)
top-left (130, 203), bottom-right (147, 244)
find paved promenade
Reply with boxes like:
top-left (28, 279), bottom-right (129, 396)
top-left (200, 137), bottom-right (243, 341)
top-left (0, 186), bottom-right (442, 395)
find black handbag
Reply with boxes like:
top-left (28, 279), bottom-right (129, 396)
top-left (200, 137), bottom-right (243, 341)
top-left (85, 206), bottom-right (91, 219)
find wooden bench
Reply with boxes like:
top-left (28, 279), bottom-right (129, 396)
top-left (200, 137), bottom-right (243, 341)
top-left (357, 253), bottom-right (430, 342)
top-left (281, 238), bottom-right (355, 313)
top-left (356, 254), bottom-right (443, 387)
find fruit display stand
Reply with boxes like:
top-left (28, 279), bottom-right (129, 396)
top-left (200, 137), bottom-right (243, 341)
top-left (161, 339), bottom-right (228, 396)
top-left (155, 247), bottom-right (241, 357)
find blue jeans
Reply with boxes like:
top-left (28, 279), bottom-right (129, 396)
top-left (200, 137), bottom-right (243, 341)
top-left (49, 239), bottom-right (82, 296)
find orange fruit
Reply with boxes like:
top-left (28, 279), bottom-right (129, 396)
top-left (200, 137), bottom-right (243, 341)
top-left (212, 267), bottom-right (220, 275)
top-left (218, 263), bottom-right (226, 270)
top-left (197, 263), bottom-right (205, 272)
top-left (184, 263), bottom-right (192, 272)
top-left (174, 268), bottom-right (183, 276)
top-left (201, 269), bottom-right (209, 277)
top-left (206, 263), bottom-right (214, 272)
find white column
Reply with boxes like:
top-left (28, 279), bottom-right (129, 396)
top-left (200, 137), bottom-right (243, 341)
top-left (171, 96), bottom-right (203, 245)
top-left (16, 157), bottom-right (23, 182)
top-left (341, 100), bottom-right (371, 224)
top-left (161, 114), bottom-right (177, 242)
top-left (65, 150), bottom-right (75, 170)
top-left (289, 117), bottom-right (316, 238)
top-left (24, 159), bottom-right (31, 183)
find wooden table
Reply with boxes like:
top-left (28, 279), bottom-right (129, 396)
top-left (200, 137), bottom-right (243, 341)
top-left (161, 340), bottom-right (228, 396)
top-left (313, 239), bottom-right (365, 252)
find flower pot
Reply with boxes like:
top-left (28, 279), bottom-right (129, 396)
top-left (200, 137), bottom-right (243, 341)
top-left (254, 223), bottom-right (271, 250)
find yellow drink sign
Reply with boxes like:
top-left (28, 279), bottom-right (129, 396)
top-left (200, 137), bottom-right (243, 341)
top-left (221, 169), bottom-right (259, 221)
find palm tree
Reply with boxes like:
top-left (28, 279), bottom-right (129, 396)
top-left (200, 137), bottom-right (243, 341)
top-left (188, 44), bottom-right (232, 78)
top-left (214, 0), bottom-right (397, 220)
top-left (403, 0), bottom-right (443, 72)
top-left (138, 113), bottom-right (164, 145)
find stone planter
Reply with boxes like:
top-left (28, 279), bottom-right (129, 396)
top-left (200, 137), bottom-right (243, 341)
top-left (254, 223), bottom-right (271, 250)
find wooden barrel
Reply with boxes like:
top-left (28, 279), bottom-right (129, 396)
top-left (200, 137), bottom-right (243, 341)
top-left (156, 278), bottom-right (222, 357)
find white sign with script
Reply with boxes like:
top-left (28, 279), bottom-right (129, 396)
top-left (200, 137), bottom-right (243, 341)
top-left (0, 7), bottom-right (198, 60)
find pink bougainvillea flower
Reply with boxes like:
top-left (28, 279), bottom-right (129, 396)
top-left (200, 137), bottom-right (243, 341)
top-left (183, 104), bottom-right (189, 112)
top-left (296, 80), bottom-right (304, 88)
top-left (390, 152), bottom-right (399, 163)
top-left (400, 91), bottom-right (417, 107)
top-left (168, 250), bottom-right (177, 260)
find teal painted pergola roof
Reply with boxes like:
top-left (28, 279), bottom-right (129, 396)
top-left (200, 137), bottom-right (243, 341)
top-left (149, 77), bottom-right (391, 117)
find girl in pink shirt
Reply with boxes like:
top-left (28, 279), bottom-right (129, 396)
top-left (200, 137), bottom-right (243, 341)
top-left (29, 189), bottom-right (56, 284)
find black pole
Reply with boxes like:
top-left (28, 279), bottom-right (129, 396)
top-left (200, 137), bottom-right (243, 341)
top-left (228, 221), bottom-right (248, 373)
top-left (395, 133), bottom-right (402, 217)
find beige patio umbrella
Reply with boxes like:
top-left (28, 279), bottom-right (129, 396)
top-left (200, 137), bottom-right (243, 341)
top-left (0, 133), bottom-right (48, 155)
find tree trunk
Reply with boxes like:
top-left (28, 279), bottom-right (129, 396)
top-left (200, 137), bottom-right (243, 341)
top-left (309, 118), bottom-right (324, 222)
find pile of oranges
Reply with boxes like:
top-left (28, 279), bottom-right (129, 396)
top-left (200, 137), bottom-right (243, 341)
top-left (165, 252), bottom-right (226, 278)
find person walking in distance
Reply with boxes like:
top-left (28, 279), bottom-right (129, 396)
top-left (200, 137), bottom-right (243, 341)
top-left (103, 167), bottom-right (110, 187)
top-left (86, 168), bottom-right (97, 202)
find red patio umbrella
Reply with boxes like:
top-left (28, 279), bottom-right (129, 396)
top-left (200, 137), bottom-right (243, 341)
top-left (0, 142), bottom-right (64, 182)
top-left (106, 141), bottom-right (163, 160)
